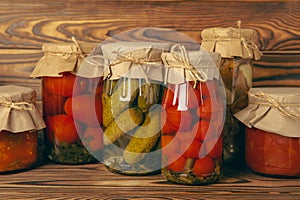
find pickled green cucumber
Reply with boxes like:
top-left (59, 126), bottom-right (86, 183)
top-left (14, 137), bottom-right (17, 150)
top-left (138, 84), bottom-right (161, 112)
top-left (103, 107), bottom-right (144, 145)
top-left (123, 106), bottom-right (161, 164)
top-left (103, 79), bottom-right (139, 127)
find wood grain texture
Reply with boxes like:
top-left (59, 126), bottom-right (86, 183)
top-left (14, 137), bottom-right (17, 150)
top-left (253, 51), bottom-right (300, 87)
top-left (0, 0), bottom-right (300, 51)
top-left (0, 49), bottom-right (42, 98)
top-left (0, 163), bottom-right (299, 199)
top-left (0, 0), bottom-right (300, 92)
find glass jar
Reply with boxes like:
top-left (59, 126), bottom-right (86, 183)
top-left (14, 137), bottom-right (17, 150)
top-left (161, 45), bottom-right (226, 185)
top-left (0, 85), bottom-right (45, 173)
top-left (31, 41), bottom-right (104, 164)
top-left (246, 128), bottom-right (300, 177)
top-left (235, 87), bottom-right (300, 177)
top-left (101, 42), bottom-right (169, 175)
top-left (201, 23), bottom-right (262, 165)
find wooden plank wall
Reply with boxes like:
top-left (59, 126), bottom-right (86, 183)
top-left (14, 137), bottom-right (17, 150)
top-left (0, 0), bottom-right (300, 102)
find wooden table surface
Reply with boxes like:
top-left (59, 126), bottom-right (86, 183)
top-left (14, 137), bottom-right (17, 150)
top-left (0, 163), bottom-right (299, 199)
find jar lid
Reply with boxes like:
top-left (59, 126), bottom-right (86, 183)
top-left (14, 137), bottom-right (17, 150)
top-left (101, 42), bottom-right (170, 82)
top-left (201, 26), bottom-right (262, 60)
top-left (162, 44), bottom-right (221, 85)
top-left (30, 40), bottom-right (103, 78)
top-left (234, 87), bottom-right (300, 137)
top-left (0, 85), bottom-right (46, 133)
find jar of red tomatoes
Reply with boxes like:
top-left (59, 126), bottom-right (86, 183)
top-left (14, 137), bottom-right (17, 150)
top-left (201, 22), bottom-right (262, 165)
top-left (161, 44), bottom-right (226, 185)
top-left (235, 87), bottom-right (300, 177)
top-left (0, 85), bottom-right (45, 173)
top-left (101, 42), bottom-right (169, 175)
top-left (31, 39), bottom-right (104, 164)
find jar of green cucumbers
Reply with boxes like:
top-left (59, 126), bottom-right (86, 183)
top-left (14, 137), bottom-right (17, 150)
top-left (101, 42), bottom-right (169, 175)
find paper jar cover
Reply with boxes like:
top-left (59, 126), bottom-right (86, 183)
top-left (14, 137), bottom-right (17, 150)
top-left (101, 42), bottom-right (170, 82)
top-left (0, 85), bottom-right (46, 133)
top-left (162, 45), bottom-right (221, 85)
top-left (201, 27), bottom-right (262, 60)
top-left (234, 87), bottom-right (300, 138)
top-left (30, 42), bottom-right (103, 78)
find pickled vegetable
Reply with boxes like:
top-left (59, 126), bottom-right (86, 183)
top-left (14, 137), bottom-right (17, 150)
top-left (102, 79), bottom-right (139, 127)
top-left (138, 84), bottom-right (160, 112)
top-left (0, 131), bottom-right (38, 173)
top-left (123, 106), bottom-right (161, 164)
top-left (219, 58), bottom-right (251, 164)
top-left (103, 79), bottom-right (162, 175)
top-left (43, 73), bottom-right (104, 164)
top-left (161, 81), bottom-right (225, 185)
top-left (246, 128), bottom-right (300, 177)
top-left (103, 107), bottom-right (144, 145)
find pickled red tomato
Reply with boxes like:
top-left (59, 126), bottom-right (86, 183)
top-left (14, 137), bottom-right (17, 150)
top-left (46, 114), bottom-right (81, 144)
top-left (181, 139), bottom-right (205, 159)
top-left (166, 106), bottom-right (193, 131)
top-left (163, 82), bottom-right (202, 109)
top-left (161, 86), bottom-right (176, 109)
top-left (43, 72), bottom-right (87, 97)
top-left (167, 153), bottom-right (187, 173)
top-left (187, 85), bottom-right (202, 109)
top-left (64, 94), bottom-right (103, 126)
top-left (197, 80), bottom-right (218, 98)
top-left (196, 96), bottom-right (212, 118)
top-left (161, 109), bottom-right (178, 134)
top-left (193, 156), bottom-right (215, 176)
top-left (205, 137), bottom-right (223, 159)
top-left (192, 120), bottom-right (212, 142)
top-left (161, 120), bottom-right (178, 134)
top-left (42, 90), bottom-right (66, 116)
top-left (161, 135), bottom-right (180, 155)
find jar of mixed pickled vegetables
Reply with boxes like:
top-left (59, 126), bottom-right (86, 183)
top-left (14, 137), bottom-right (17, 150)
top-left (161, 45), bottom-right (226, 185)
top-left (201, 22), bottom-right (262, 165)
top-left (0, 85), bottom-right (45, 173)
top-left (235, 87), bottom-right (300, 177)
top-left (101, 42), bottom-right (169, 175)
top-left (31, 40), bottom-right (104, 164)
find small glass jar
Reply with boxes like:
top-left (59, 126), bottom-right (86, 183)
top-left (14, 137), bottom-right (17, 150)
top-left (31, 41), bottom-right (104, 164)
top-left (235, 87), bottom-right (300, 177)
top-left (201, 23), bottom-right (262, 165)
top-left (161, 45), bottom-right (226, 185)
top-left (101, 42), bottom-right (169, 175)
top-left (0, 85), bottom-right (45, 173)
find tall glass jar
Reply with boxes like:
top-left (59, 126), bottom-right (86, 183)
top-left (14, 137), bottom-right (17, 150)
top-left (31, 41), bottom-right (104, 164)
top-left (235, 87), bottom-right (300, 177)
top-left (201, 23), bottom-right (262, 165)
top-left (0, 85), bottom-right (45, 173)
top-left (161, 45), bottom-right (226, 185)
top-left (101, 42), bottom-right (169, 175)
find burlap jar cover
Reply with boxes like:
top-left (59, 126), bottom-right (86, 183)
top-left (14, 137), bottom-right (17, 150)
top-left (0, 85), bottom-right (45, 133)
top-left (101, 42), bottom-right (170, 175)
top-left (234, 87), bottom-right (300, 138)
top-left (201, 23), bottom-right (262, 163)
